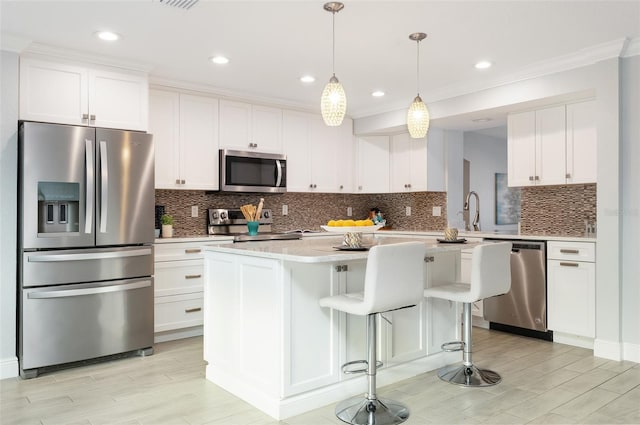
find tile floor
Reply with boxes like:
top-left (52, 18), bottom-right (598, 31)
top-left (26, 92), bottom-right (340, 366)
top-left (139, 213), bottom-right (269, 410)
top-left (1, 328), bottom-right (638, 424)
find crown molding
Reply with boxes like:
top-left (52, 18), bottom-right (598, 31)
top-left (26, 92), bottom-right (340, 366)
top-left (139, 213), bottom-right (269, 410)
top-left (150, 76), bottom-right (321, 115)
top-left (20, 42), bottom-right (153, 73)
top-left (0, 34), bottom-right (31, 53)
top-left (621, 37), bottom-right (640, 58)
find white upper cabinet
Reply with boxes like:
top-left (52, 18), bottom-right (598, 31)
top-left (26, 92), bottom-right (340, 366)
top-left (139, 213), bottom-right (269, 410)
top-left (355, 136), bottom-right (390, 193)
top-left (390, 130), bottom-right (446, 193)
top-left (219, 100), bottom-right (282, 153)
top-left (508, 101), bottom-right (596, 187)
top-left (536, 105), bottom-right (567, 185)
top-left (20, 57), bottom-right (148, 131)
top-left (149, 89), bottom-right (219, 190)
top-left (566, 100), bottom-right (597, 184)
top-left (283, 111), bottom-right (353, 193)
top-left (391, 133), bottom-right (426, 192)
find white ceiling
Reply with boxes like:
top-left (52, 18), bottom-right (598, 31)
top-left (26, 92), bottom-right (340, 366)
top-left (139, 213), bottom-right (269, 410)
top-left (2, 0), bottom-right (639, 133)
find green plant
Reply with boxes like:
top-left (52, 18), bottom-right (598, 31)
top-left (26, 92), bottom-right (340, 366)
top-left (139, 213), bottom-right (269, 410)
top-left (161, 214), bottom-right (174, 226)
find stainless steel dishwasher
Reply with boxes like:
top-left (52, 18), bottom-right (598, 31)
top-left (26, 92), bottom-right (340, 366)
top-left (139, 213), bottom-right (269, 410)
top-left (483, 239), bottom-right (552, 340)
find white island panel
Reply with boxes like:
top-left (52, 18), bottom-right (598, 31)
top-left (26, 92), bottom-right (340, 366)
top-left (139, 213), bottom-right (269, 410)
top-left (203, 236), bottom-right (466, 419)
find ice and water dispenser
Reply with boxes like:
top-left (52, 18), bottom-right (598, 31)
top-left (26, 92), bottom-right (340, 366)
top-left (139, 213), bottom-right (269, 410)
top-left (37, 182), bottom-right (80, 234)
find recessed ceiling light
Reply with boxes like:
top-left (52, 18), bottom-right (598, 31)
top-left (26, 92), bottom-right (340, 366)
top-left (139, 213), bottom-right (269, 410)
top-left (371, 91), bottom-right (385, 97)
top-left (95, 31), bottom-right (120, 41)
top-left (475, 60), bottom-right (492, 69)
top-left (300, 75), bottom-right (315, 83)
top-left (210, 56), bottom-right (229, 65)
top-left (472, 118), bottom-right (493, 123)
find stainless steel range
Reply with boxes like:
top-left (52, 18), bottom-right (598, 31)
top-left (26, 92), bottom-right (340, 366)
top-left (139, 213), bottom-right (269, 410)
top-left (207, 208), bottom-right (301, 242)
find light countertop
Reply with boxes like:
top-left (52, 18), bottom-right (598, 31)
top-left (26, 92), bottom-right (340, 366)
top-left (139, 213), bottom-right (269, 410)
top-left (202, 235), bottom-right (481, 263)
top-left (154, 235), bottom-right (234, 244)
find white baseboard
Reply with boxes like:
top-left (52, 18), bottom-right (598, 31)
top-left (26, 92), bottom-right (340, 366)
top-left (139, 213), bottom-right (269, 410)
top-left (154, 326), bottom-right (203, 343)
top-left (594, 338), bottom-right (623, 361)
top-left (0, 356), bottom-right (18, 379)
top-left (206, 351), bottom-right (456, 420)
top-left (623, 342), bottom-right (640, 363)
top-left (553, 332), bottom-right (594, 349)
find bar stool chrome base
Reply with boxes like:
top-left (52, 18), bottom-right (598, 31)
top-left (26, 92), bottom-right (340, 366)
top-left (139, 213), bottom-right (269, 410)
top-left (335, 396), bottom-right (410, 425)
top-left (437, 363), bottom-right (502, 387)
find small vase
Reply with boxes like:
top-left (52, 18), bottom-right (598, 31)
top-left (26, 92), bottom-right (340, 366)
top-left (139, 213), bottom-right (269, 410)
top-left (161, 224), bottom-right (173, 238)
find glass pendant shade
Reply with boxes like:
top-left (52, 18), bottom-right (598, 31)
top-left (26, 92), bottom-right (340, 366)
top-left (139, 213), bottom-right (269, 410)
top-left (407, 95), bottom-right (430, 138)
top-left (321, 75), bottom-right (347, 126)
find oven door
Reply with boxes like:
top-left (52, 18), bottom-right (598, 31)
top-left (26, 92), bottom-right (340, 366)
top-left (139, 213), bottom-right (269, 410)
top-left (219, 149), bottom-right (286, 193)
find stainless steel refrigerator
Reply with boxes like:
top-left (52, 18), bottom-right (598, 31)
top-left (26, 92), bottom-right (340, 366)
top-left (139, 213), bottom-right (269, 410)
top-left (18, 121), bottom-right (155, 378)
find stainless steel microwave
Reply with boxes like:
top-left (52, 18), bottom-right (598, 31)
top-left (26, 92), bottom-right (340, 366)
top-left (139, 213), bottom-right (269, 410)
top-left (219, 149), bottom-right (287, 193)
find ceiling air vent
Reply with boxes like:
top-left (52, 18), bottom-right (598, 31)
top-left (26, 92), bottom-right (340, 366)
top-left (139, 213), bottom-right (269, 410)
top-left (158, 0), bottom-right (199, 10)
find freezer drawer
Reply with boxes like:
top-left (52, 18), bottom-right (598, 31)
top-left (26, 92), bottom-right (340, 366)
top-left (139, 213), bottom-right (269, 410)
top-left (22, 246), bottom-right (153, 287)
top-left (19, 278), bottom-right (154, 372)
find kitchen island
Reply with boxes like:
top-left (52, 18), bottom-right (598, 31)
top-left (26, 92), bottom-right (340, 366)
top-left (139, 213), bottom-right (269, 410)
top-left (202, 235), bottom-right (476, 420)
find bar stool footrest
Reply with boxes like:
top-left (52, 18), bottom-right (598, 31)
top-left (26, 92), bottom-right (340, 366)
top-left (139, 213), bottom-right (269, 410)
top-left (341, 359), bottom-right (384, 374)
top-left (441, 340), bottom-right (464, 352)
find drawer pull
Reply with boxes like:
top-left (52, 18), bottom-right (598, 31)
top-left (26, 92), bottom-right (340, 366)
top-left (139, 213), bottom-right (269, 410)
top-left (559, 249), bottom-right (580, 254)
top-left (560, 262), bottom-right (579, 267)
top-left (185, 307), bottom-right (202, 313)
top-left (185, 274), bottom-right (202, 279)
top-left (185, 248), bottom-right (201, 254)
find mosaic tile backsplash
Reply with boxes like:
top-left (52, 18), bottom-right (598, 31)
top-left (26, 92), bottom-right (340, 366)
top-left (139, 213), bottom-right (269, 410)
top-left (155, 190), bottom-right (448, 237)
top-left (520, 184), bottom-right (597, 237)
top-left (156, 184), bottom-right (596, 238)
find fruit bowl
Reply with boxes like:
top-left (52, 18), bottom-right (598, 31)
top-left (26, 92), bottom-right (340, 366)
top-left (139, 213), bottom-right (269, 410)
top-left (320, 224), bottom-right (384, 233)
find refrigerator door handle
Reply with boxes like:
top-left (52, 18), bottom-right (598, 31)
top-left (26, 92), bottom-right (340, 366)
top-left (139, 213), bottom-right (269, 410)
top-left (85, 139), bottom-right (94, 234)
top-left (27, 280), bottom-right (151, 299)
top-left (28, 248), bottom-right (152, 263)
top-left (99, 140), bottom-right (108, 233)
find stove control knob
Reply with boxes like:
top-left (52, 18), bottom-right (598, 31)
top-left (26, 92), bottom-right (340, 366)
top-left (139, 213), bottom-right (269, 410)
top-left (220, 211), bottom-right (227, 220)
top-left (262, 210), bottom-right (271, 219)
top-left (211, 211), bottom-right (219, 220)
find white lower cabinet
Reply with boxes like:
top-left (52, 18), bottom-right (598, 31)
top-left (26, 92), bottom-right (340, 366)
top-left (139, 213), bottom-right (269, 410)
top-left (547, 241), bottom-right (596, 345)
top-left (154, 241), bottom-right (223, 342)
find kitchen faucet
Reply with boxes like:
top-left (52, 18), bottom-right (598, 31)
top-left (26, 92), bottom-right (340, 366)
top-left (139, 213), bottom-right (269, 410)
top-left (464, 191), bottom-right (480, 231)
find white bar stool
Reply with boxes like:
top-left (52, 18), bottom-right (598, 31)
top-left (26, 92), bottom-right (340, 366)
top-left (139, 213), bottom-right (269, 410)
top-left (319, 242), bottom-right (426, 425)
top-left (424, 241), bottom-right (512, 387)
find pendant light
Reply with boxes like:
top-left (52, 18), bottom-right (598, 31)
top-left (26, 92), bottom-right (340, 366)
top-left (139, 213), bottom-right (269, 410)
top-left (407, 32), bottom-right (430, 138)
top-left (321, 2), bottom-right (346, 126)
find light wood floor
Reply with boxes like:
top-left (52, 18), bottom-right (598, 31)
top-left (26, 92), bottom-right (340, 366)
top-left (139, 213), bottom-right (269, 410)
top-left (2, 328), bottom-right (639, 424)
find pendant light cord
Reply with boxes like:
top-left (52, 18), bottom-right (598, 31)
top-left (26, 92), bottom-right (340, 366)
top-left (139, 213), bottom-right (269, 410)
top-left (416, 39), bottom-right (420, 96)
top-left (332, 11), bottom-right (336, 77)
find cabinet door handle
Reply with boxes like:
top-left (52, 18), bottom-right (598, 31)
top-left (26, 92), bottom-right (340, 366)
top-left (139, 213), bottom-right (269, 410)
top-left (90, 114), bottom-right (96, 122)
top-left (185, 248), bottom-right (201, 254)
top-left (185, 307), bottom-right (202, 313)
top-left (181, 179), bottom-right (186, 184)
top-left (175, 179), bottom-right (180, 184)
top-left (424, 256), bottom-right (434, 263)
top-left (566, 173), bottom-right (571, 179)
top-left (560, 249), bottom-right (579, 254)
top-left (339, 185), bottom-right (343, 189)
top-left (82, 113), bottom-right (89, 121)
top-left (185, 274), bottom-right (202, 279)
top-left (560, 262), bottom-right (579, 267)
top-left (529, 176), bottom-right (534, 181)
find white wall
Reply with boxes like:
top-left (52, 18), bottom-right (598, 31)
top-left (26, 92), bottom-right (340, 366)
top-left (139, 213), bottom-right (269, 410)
top-left (0, 50), bottom-right (19, 378)
top-left (463, 132), bottom-right (516, 233)
top-left (621, 55), bottom-right (640, 361)
top-left (445, 130), bottom-right (464, 228)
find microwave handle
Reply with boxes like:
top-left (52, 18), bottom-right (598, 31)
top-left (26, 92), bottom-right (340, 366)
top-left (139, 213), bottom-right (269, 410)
top-left (275, 160), bottom-right (283, 187)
